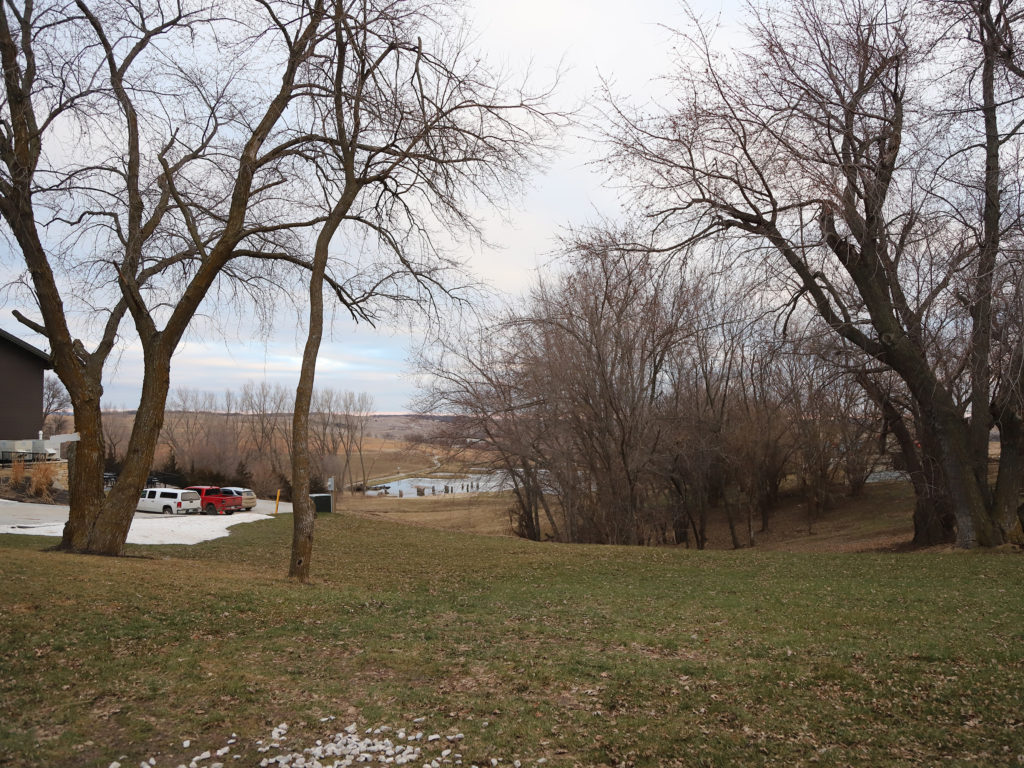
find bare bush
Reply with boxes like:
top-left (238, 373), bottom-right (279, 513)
top-left (29, 462), bottom-right (56, 499)
top-left (10, 457), bottom-right (25, 486)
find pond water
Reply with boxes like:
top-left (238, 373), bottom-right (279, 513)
top-left (364, 471), bottom-right (505, 497)
top-left (865, 469), bottom-right (910, 484)
top-left (365, 468), bottom-right (910, 496)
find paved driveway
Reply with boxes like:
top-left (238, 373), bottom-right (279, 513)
top-left (0, 498), bottom-right (292, 545)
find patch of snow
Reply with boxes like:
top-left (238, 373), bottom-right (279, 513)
top-left (110, 721), bottom-right (544, 768)
top-left (0, 501), bottom-right (283, 545)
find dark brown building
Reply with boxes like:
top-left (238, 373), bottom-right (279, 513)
top-left (0, 328), bottom-right (52, 439)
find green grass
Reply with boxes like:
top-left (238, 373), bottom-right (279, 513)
top-left (1, 513), bottom-right (1023, 767)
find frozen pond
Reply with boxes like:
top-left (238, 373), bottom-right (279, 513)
top-left (365, 471), bottom-right (505, 497)
top-left (865, 469), bottom-right (910, 484)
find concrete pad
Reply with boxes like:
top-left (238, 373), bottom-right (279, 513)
top-left (0, 497), bottom-right (293, 545)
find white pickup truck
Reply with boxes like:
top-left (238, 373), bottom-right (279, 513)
top-left (136, 488), bottom-right (202, 515)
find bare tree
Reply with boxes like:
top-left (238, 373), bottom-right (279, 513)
top-left (602, 0), bottom-right (1024, 546)
top-left (309, 387), bottom-right (345, 482)
top-left (346, 392), bottom-right (374, 495)
top-left (279, 0), bottom-right (559, 580)
top-left (41, 373), bottom-right (71, 437)
top-left (779, 346), bottom-right (849, 533)
top-left (720, 331), bottom-right (793, 546)
top-left (422, 236), bottom-right (695, 545)
top-left (101, 412), bottom-right (131, 472)
top-left (418, 316), bottom-right (564, 541)
top-left (161, 388), bottom-right (216, 475)
top-left (215, 388), bottom-right (247, 480)
top-left (236, 380), bottom-right (295, 492)
top-left (0, 0), bottom-right (337, 554)
top-left (658, 313), bottom-right (736, 549)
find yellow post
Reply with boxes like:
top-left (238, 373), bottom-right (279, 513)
top-left (274, 489), bottom-right (281, 515)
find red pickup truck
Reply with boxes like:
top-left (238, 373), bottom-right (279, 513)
top-left (186, 486), bottom-right (244, 516)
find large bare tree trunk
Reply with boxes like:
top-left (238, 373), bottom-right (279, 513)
top-left (289, 300), bottom-right (322, 582)
top-left (289, 188), bottom-right (352, 581)
top-left (57, 341), bottom-right (174, 554)
top-left (58, 395), bottom-right (107, 552)
top-left (925, 398), bottom-right (1001, 548)
top-left (991, 412), bottom-right (1022, 540)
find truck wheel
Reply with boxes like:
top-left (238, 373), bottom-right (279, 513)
top-left (205, 503), bottom-right (216, 515)
top-left (162, 505), bottom-right (172, 515)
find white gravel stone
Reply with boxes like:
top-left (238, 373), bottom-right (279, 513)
top-left (107, 719), bottom-right (485, 768)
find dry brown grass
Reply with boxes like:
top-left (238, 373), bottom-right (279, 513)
top-left (350, 437), bottom-right (437, 483)
top-left (28, 462), bottom-right (57, 500)
top-left (336, 491), bottom-right (514, 537)
top-left (9, 456), bottom-right (26, 486)
top-left (739, 481), bottom-right (917, 552)
top-left (333, 479), bottom-right (919, 553)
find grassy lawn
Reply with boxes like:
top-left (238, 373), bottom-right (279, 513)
top-left (1, 509), bottom-right (1023, 767)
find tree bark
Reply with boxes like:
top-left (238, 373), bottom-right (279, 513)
top-left (992, 411), bottom-right (1023, 543)
top-left (289, 245), bottom-right (327, 583)
top-left (288, 175), bottom-right (354, 580)
top-left (57, 395), bottom-right (107, 552)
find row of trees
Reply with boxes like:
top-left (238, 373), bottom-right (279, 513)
top-left (8, 0), bottom-right (1023, 563)
top-left (1, 0), bottom-right (557, 576)
top-left (610, 0), bottom-right (1023, 548)
top-left (422, 249), bottom-right (890, 547)
top-left (150, 384), bottom-right (373, 497)
top-left (426, 0), bottom-right (1024, 549)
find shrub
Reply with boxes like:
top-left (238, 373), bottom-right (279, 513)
top-left (10, 456), bottom-right (26, 486)
top-left (29, 462), bottom-right (56, 499)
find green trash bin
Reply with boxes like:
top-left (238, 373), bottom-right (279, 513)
top-left (310, 493), bottom-right (333, 515)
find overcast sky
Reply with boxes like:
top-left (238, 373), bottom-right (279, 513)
top-left (1, 0), bottom-right (737, 413)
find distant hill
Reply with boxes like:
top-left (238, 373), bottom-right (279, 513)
top-left (366, 413), bottom-right (451, 441)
